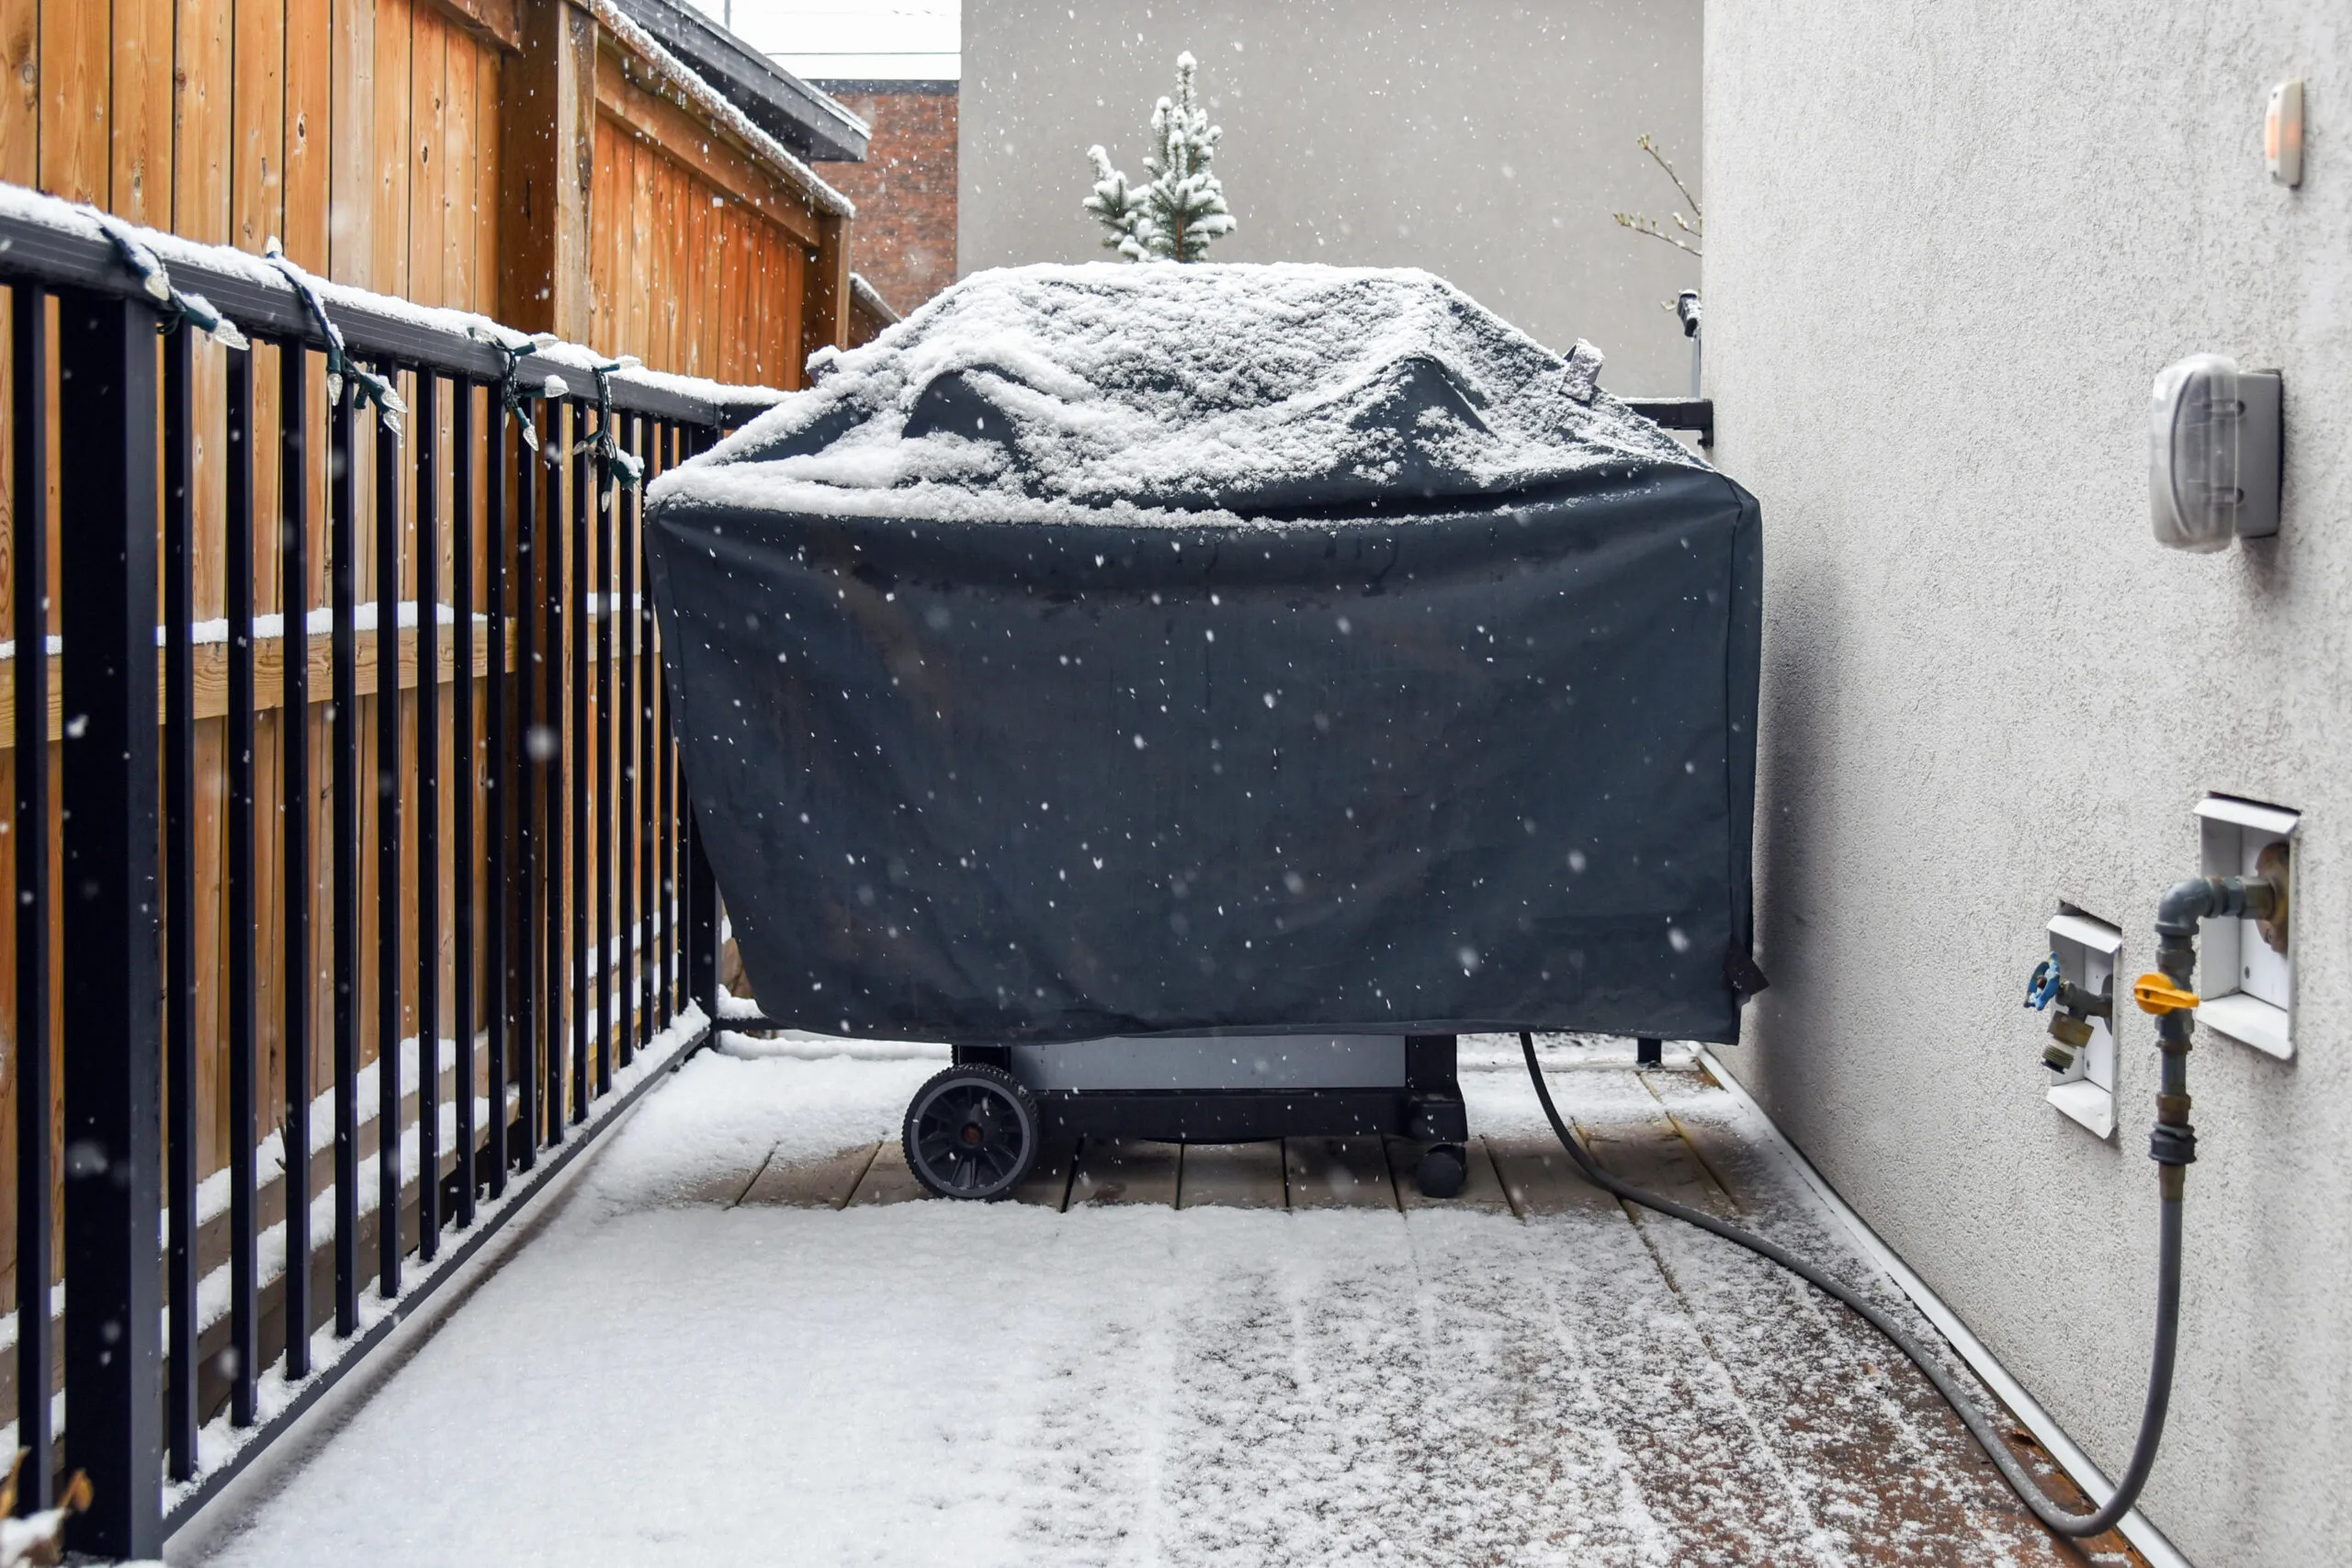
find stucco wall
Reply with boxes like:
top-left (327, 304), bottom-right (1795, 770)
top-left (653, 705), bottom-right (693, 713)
top-left (1704, 5), bottom-right (2349, 1563)
top-left (960, 0), bottom-right (1704, 397)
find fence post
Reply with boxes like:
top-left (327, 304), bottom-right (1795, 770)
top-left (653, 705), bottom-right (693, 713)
top-left (687, 809), bottom-right (719, 1023)
top-left (57, 292), bottom-right (165, 1558)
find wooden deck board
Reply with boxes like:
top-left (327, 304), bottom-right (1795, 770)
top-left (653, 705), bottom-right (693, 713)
top-left (737, 1143), bottom-right (877, 1209)
top-left (1390, 1136), bottom-right (1513, 1213)
top-left (194, 1061), bottom-right (2153, 1567)
top-left (616, 1067), bottom-right (2145, 1567)
top-left (1176, 1141), bottom-right (1288, 1210)
top-left (1485, 1134), bottom-right (1620, 1218)
top-left (844, 1139), bottom-right (933, 1207)
top-left (1069, 1138), bottom-right (1182, 1207)
top-left (1624, 1071), bottom-right (2138, 1567)
top-left (1576, 1111), bottom-right (1734, 1217)
top-left (683, 1152), bottom-right (769, 1208)
top-left (1282, 1135), bottom-right (1397, 1211)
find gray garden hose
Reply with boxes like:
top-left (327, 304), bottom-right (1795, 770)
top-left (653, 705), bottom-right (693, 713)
top-left (1518, 1032), bottom-right (2180, 1538)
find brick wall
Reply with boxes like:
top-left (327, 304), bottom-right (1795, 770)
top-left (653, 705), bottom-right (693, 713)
top-left (815, 83), bottom-right (959, 317)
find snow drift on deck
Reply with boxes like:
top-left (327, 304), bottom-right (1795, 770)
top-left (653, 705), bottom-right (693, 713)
top-left (653, 262), bottom-right (1702, 524)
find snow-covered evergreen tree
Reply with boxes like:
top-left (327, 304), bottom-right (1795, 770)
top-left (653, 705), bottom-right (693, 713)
top-left (1080, 51), bottom-right (1236, 263)
top-left (1083, 145), bottom-right (1149, 259)
top-left (1139, 52), bottom-right (1235, 261)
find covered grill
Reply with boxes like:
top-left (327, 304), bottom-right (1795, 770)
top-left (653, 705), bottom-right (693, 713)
top-left (644, 262), bottom-right (1763, 1197)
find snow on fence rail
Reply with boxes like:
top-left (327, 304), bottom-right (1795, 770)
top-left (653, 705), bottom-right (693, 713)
top-left (0, 184), bottom-right (746, 1555)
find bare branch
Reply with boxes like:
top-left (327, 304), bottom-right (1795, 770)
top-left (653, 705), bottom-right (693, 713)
top-left (1636, 133), bottom-right (1704, 227)
top-left (1611, 211), bottom-right (1703, 258)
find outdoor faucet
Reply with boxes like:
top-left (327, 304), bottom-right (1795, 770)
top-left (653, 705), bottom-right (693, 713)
top-left (2024, 954), bottom-right (2112, 1073)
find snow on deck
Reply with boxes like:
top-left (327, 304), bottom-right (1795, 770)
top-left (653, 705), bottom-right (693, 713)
top-left (184, 1041), bottom-right (2132, 1568)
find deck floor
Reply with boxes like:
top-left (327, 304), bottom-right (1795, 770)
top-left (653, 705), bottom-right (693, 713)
top-left (181, 1039), bottom-right (2144, 1568)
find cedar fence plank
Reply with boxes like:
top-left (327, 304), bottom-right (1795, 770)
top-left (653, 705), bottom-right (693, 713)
top-left (232, 0), bottom-right (286, 254)
top-left (408, 6), bottom-right (447, 311)
top-left (0, 621), bottom-right (515, 744)
top-left (371, 0), bottom-right (413, 298)
top-left (112, 0), bottom-right (175, 223)
top-left (0, 0), bottom-right (37, 186)
top-left (40, 0), bottom-right (112, 203)
top-left (329, 0), bottom-right (377, 283)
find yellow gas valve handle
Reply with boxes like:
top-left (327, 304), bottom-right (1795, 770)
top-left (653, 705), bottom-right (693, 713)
top-left (2132, 973), bottom-right (2200, 1016)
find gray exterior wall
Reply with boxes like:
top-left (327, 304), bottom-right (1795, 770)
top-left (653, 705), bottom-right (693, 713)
top-left (961, 0), bottom-right (1703, 396)
top-left (1705, 5), bottom-right (2348, 1564)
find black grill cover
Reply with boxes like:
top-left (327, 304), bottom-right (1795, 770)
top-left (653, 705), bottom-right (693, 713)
top-left (645, 264), bottom-right (1762, 1045)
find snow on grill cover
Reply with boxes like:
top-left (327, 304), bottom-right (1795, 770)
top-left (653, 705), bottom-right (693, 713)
top-left (646, 263), bottom-right (1764, 1045)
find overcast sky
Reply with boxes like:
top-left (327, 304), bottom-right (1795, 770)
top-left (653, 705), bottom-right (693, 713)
top-left (684, 0), bottom-right (960, 80)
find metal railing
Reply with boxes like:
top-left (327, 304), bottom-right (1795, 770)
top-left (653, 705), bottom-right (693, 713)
top-left (0, 188), bottom-right (752, 1554)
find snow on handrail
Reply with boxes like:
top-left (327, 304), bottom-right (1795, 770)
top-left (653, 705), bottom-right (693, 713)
top-left (0, 181), bottom-right (786, 429)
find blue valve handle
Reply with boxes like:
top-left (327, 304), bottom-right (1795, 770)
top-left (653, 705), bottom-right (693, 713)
top-left (2024, 953), bottom-right (2063, 1010)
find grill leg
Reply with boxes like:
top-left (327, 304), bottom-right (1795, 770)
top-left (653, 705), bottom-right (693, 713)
top-left (1636, 1036), bottom-right (1663, 1067)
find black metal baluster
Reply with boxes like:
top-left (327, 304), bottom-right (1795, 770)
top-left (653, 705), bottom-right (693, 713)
top-left (570, 406), bottom-right (589, 1122)
top-left (57, 289), bottom-right (166, 1561)
top-left (595, 406), bottom-right (614, 1096)
top-left (514, 401), bottom-right (539, 1171)
top-left (414, 373), bottom-right (440, 1261)
top-left (616, 412), bottom-right (637, 1068)
top-left (332, 373), bottom-right (360, 1337)
top-left (481, 392), bottom-right (507, 1195)
top-left (675, 425), bottom-right (708, 1022)
top-left (223, 343), bottom-right (260, 1427)
top-left (280, 347), bottom-right (313, 1380)
top-left (452, 380), bottom-right (478, 1226)
top-left (637, 415), bottom-right (656, 1053)
top-left (543, 403), bottom-right (566, 1145)
top-left (11, 284), bottom-right (53, 1514)
top-left (688, 810), bottom-right (719, 1025)
top-left (376, 370), bottom-right (403, 1301)
top-left (665, 647), bottom-right (682, 1026)
top-left (0, 256), bottom-right (766, 1542)
top-left (162, 325), bottom-right (198, 1483)
top-left (655, 422), bottom-right (674, 1027)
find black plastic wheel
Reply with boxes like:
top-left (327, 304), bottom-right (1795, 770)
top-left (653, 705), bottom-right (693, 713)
top-left (902, 1064), bottom-right (1040, 1201)
top-left (1416, 1143), bottom-right (1468, 1200)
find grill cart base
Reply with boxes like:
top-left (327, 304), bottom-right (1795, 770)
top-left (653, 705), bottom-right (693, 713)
top-left (905, 1033), bottom-right (1471, 1201)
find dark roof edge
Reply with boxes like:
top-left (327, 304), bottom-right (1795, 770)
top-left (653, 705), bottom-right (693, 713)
top-left (849, 272), bottom-right (901, 325)
top-left (809, 78), bottom-right (961, 97)
top-left (607, 0), bottom-right (872, 163)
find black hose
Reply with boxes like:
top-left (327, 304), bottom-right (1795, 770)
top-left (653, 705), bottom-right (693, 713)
top-left (1517, 1032), bottom-right (2180, 1538)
